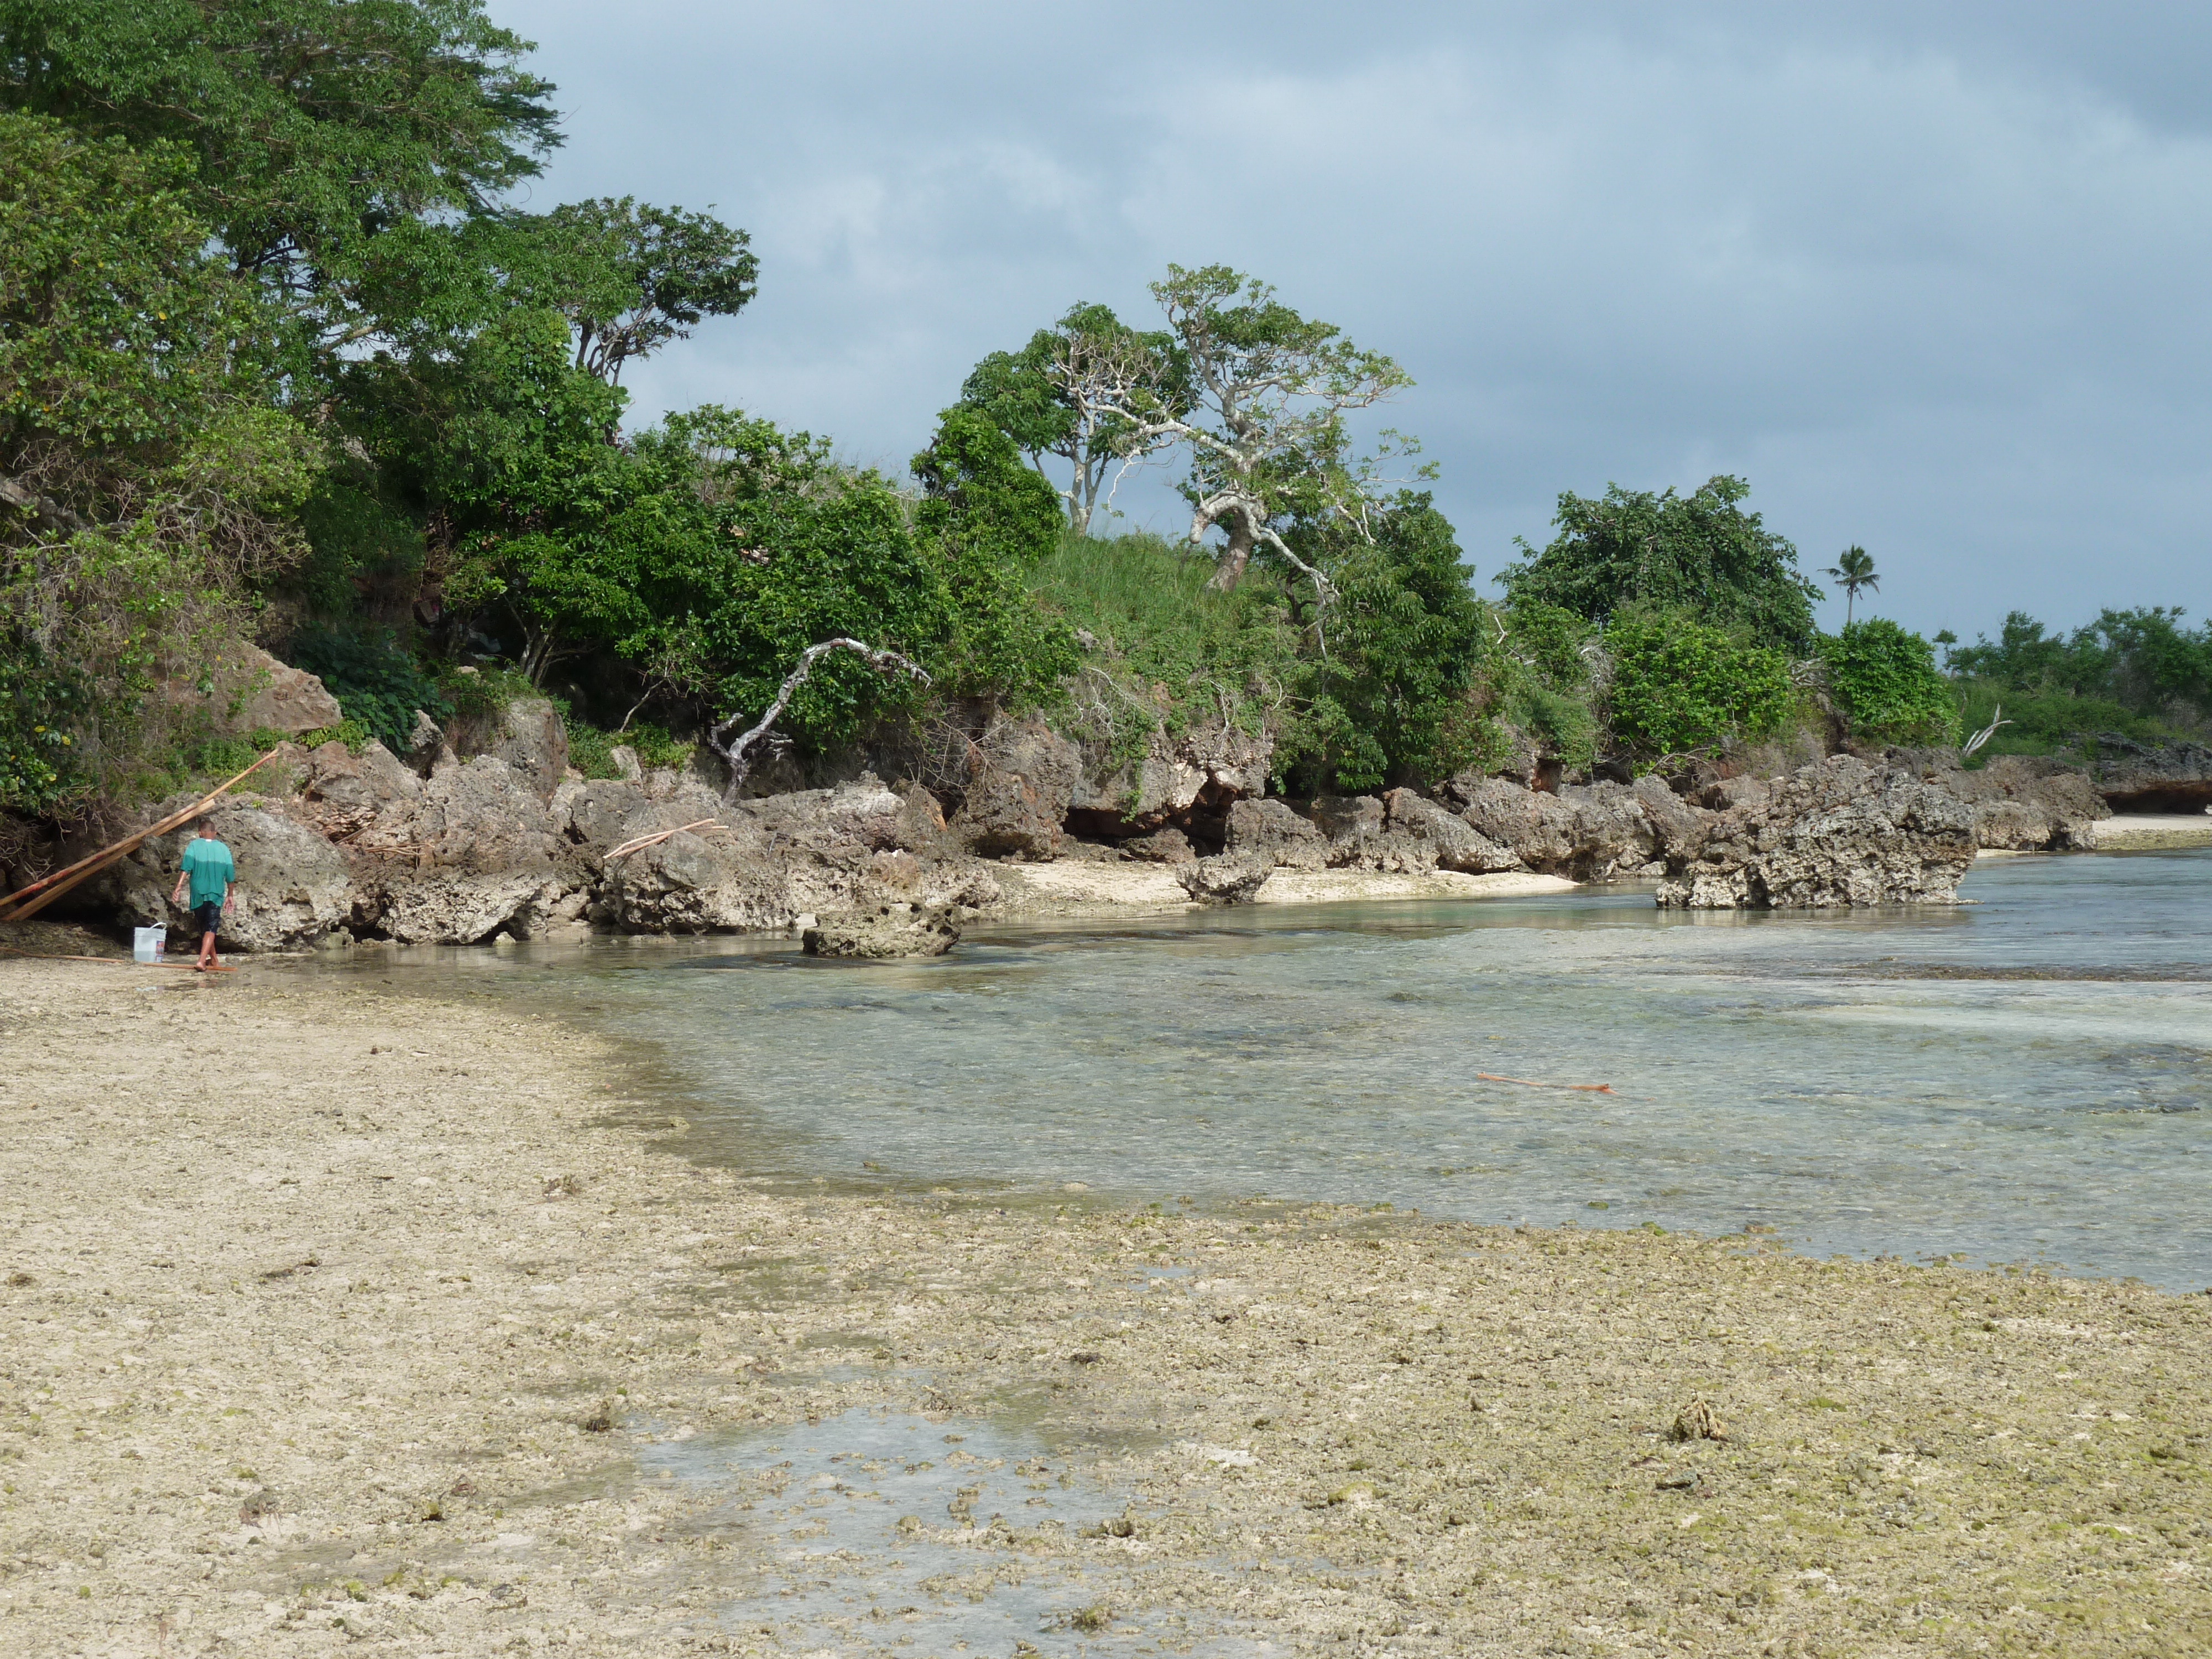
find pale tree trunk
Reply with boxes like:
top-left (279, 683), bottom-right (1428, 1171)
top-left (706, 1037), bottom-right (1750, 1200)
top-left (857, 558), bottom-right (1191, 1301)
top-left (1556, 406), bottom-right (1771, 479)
top-left (707, 637), bottom-right (930, 802)
top-left (1206, 512), bottom-right (1256, 592)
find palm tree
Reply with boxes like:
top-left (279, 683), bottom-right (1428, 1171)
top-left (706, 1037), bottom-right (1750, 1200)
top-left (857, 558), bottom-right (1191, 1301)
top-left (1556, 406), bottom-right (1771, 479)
top-left (1823, 545), bottom-right (1879, 627)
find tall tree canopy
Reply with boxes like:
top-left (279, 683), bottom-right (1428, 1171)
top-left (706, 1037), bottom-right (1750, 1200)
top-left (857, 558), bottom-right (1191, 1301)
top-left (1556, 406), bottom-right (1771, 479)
top-left (1073, 265), bottom-right (1419, 594)
top-left (0, 0), bottom-right (559, 350)
top-left (1500, 476), bottom-right (1820, 653)
top-left (1276, 493), bottom-right (1490, 793)
top-left (0, 111), bottom-right (314, 807)
top-left (957, 302), bottom-right (1184, 534)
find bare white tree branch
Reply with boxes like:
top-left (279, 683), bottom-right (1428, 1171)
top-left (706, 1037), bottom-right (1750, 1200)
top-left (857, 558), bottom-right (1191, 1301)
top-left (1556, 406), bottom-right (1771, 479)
top-left (706, 638), bottom-right (930, 802)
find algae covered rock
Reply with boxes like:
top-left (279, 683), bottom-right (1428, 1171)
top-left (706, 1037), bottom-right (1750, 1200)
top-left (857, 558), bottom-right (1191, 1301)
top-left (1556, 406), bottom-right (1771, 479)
top-left (802, 902), bottom-right (961, 959)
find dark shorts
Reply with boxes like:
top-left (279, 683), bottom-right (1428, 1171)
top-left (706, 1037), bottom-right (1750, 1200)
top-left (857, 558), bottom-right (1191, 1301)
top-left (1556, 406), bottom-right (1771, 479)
top-left (195, 901), bottom-right (221, 935)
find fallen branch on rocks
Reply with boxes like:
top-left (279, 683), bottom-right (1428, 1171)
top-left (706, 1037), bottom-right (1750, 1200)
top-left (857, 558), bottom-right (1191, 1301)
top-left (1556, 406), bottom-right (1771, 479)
top-left (0, 752), bottom-right (279, 923)
top-left (1475, 1072), bottom-right (1617, 1094)
top-left (603, 819), bottom-right (729, 861)
top-left (706, 638), bottom-right (930, 803)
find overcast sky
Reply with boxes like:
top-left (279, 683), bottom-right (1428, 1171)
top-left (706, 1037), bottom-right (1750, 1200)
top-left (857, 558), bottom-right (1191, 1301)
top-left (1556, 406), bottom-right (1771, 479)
top-left (493, 1), bottom-right (2212, 640)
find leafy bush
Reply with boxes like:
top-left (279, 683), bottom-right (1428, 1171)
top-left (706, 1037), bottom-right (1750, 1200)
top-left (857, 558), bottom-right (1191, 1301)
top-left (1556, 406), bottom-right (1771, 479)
top-left (1604, 609), bottom-right (1793, 759)
top-left (0, 636), bottom-right (86, 813)
top-left (1953, 686), bottom-right (2170, 761)
top-left (1275, 493), bottom-right (1496, 793)
top-left (1947, 608), bottom-right (2211, 727)
top-left (566, 719), bottom-right (692, 780)
top-left (285, 627), bottom-right (450, 752)
top-left (1819, 619), bottom-right (1958, 745)
top-left (1501, 476), bottom-right (1820, 652)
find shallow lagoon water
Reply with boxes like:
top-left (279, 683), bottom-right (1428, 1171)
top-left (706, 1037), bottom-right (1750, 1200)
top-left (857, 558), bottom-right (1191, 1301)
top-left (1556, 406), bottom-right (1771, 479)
top-left (398, 848), bottom-right (2212, 1290)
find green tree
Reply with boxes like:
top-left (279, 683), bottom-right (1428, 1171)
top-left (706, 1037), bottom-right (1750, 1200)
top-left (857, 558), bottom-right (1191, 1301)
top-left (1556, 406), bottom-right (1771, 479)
top-left (1603, 609), bottom-right (1793, 759)
top-left (1275, 494), bottom-right (1491, 792)
top-left (1078, 265), bottom-right (1420, 593)
top-left (600, 408), bottom-right (954, 758)
top-left (911, 406), bottom-right (1078, 704)
top-left (0, 111), bottom-right (314, 808)
top-left (958, 302), bottom-right (1183, 533)
top-left (1823, 545), bottom-right (1879, 626)
top-left (343, 307), bottom-right (632, 684)
top-left (1501, 476), bottom-right (1820, 652)
top-left (1818, 619), bottom-right (1958, 745)
top-left (0, 0), bottom-right (559, 355)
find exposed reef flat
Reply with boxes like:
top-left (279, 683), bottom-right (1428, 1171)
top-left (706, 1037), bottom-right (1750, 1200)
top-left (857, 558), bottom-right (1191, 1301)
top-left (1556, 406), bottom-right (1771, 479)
top-left (2, 951), bottom-right (2205, 1656)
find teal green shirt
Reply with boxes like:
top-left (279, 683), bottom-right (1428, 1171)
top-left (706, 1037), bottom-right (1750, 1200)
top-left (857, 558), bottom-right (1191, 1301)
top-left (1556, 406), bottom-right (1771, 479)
top-left (181, 837), bottom-right (234, 906)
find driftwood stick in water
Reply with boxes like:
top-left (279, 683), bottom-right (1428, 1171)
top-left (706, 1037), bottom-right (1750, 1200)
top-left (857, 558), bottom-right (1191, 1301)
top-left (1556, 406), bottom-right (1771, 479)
top-left (1476, 1072), bottom-right (1617, 1094)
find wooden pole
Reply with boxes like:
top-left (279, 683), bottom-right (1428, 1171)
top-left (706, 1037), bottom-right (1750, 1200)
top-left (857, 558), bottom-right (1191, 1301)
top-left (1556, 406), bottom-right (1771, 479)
top-left (0, 752), bottom-right (279, 924)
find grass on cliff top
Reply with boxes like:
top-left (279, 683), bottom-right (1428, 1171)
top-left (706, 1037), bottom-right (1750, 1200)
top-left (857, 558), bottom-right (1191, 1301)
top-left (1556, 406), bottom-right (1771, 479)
top-left (1028, 529), bottom-right (1299, 740)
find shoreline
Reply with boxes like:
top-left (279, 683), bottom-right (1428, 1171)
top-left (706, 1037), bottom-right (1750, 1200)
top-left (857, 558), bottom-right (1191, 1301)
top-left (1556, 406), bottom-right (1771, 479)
top-left (3, 950), bottom-right (2208, 1655)
top-left (990, 860), bottom-right (1580, 919)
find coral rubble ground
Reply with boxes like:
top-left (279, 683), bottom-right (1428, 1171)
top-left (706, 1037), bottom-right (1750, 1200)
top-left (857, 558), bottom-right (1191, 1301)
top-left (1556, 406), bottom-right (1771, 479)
top-left (1, 950), bottom-right (2205, 1656)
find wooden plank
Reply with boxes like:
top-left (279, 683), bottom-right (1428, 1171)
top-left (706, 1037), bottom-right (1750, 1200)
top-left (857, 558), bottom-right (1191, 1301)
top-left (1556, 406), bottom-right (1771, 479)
top-left (0, 752), bottom-right (279, 923)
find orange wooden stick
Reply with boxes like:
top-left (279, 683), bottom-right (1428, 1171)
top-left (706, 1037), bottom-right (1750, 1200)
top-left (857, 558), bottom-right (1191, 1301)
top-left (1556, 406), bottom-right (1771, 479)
top-left (1477, 1072), bottom-right (1616, 1094)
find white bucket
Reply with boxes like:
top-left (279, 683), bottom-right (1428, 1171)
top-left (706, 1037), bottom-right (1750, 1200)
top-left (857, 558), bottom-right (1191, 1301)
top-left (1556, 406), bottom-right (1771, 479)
top-left (133, 926), bottom-right (166, 963)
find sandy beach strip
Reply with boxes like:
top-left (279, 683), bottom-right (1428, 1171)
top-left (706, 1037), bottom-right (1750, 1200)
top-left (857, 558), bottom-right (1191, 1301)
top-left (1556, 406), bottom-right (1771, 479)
top-left (993, 860), bottom-right (1577, 916)
top-left (2, 941), bottom-right (2207, 1656)
top-left (2087, 815), bottom-right (2212, 851)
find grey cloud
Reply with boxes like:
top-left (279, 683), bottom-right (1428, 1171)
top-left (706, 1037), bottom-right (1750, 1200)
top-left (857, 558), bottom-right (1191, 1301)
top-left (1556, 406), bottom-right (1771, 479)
top-left (497, 1), bottom-right (2212, 637)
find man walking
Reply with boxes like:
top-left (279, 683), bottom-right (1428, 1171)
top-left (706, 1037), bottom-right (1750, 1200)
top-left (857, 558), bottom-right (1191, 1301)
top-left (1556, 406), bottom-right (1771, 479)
top-left (170, 817), bottom-right (236, 972)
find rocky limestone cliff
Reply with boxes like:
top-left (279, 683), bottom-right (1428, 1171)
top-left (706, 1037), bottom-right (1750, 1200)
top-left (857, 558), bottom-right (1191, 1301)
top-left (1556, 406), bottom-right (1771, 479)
top-left (24, 672), bottom-right (2192, 946)
top-left (1655, 757), bottom-right (1978, 909)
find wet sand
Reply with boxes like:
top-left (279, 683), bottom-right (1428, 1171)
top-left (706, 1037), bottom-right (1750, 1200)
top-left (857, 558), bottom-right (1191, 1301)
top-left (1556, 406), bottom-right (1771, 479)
top-left (2, 941), bottom-right (2206, 1656)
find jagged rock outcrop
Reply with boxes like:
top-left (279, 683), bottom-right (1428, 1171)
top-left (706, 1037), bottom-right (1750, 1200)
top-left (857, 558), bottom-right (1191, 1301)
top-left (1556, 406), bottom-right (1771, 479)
top-left (1381, 790), bottom-right (1524, 874)
top-left (802, 902), bottom-right (961, 959)
top-left (1656, 757), bottom-right (1977, 908)
top-left (2080, 736), bottom-right (2212, 813)
top-left (607, 822), bottom-right (793, 934)
top-left (163, 643), bottom-right (342, 738)
top-left (372, 873), bottom-right (562, 945)
top-left (1066, 719), bottom-right (1272, 840)
top-left (1123, 826), bottom-right (1198, 864)
top-left (354, 755), bottom-right (564, 875)
top-left (1223, 798), bottom-right (1329, 871)
top-left (1295, 791), bottom-right (1522, 874)
top-left (1446, 776), bottom-right (1579, 870)
top-left (484, 697), bottom-right (570, 801)
top-left (1176, 854), bottom-right (1272, 904)
top-left (1921, 754), bottom-right (2110, 850)
top-left (1439, 774), bottom-right (1682, 879)
top-left (98, 802), bottom-right (353, 951)
top-left (742, 775), bottom-right (931, 854)
top-left (948, 712), bottom-right (1081, 859)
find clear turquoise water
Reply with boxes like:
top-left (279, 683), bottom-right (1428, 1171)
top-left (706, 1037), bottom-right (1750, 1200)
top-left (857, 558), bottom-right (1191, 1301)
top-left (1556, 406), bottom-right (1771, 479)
top-left (409, 849), bottom-right (2212, 1290)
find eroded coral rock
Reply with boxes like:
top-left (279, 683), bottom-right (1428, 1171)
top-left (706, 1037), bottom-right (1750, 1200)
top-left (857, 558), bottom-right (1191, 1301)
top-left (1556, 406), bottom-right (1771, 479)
top-left (949, 713), bottom-right (1081, 860)
top-left (1176, 855), bottom-right (1272, 905)
top-left (1067, 719), bottom-right (1272, 839)
top-left (1223, 798), bottom-right (1329, 871)
top-left (97, 804), bottom-right (352, 951)
top-left (1915, 753), bottom-right (2110, 849)
top-left (1656, 758), bottom-right (1976, 909)
top-left (802, 902), bottom-right (961, 959)
top-left (486, 697), bottom-right (570, 802)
